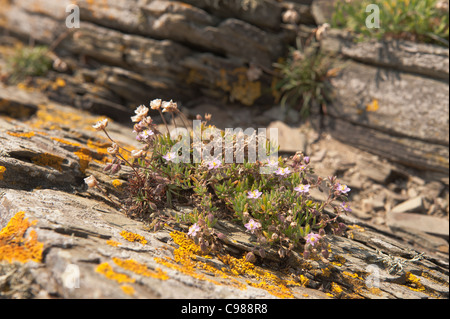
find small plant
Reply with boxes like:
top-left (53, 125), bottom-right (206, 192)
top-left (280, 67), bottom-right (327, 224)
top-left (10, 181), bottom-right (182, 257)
top-left (332, 0), bottom-right (449, 47)
top-left (87, 100), bottom-right (351, 262)
top-left (273, 29), bottom-right (341, 119)
top-left (6, 45), bottom-right (52, 84)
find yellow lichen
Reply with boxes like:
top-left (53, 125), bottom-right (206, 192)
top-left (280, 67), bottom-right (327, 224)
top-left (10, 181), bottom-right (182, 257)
top-left (404, 272), bottom-right (426, 292)
top-left (0, 166), bottom-right (6, 180)
top-left (331, 282), bottom-right (343, 295)
top-left (95, 262), bottom-right (135, 284)
top-left (112, 179), bottom-right (123, 188)
top-left (31, 152), bottom-right (64, 172)
top-left (106, 239), bottom-right (121, 247)
top-left (154, 231), bottom-right (308, 299)
top-left (50, 137), bottom-right (112, 173)
top-left (112, 257), bottom-right (169, 280)
top-left (120, 285), bottom-right (135, 295)
top-left (6, 131), bottom-right (36, 138)
top-left (331, 255), bottom-right (346, 267)
top-left (120, 230), bottom-right (147, 245)
top-left (0, 211), bottom-right (43, 263)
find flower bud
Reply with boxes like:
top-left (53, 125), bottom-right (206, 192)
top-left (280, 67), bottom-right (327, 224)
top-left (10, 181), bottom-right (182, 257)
top-left (92, 119), bottom-right (108, 131)
top-left (107, 143), bottom-right (119, 155)
top-left (150, 99), bottom-right (162, 110)
top-left (245, 252), bottom-right (256, 263)
top-left (84, 175), bottom-right (98, 188)
top-left (216, 232), bottom-right (227, 241)
top-left (111, 163), bottom-right (121, 174)
top-left (258, 248), bottom-right (266, 259)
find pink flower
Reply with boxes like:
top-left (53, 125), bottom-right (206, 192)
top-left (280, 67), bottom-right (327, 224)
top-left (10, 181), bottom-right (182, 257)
top-left (206, 159), bottom-right (222, 170)
top-left (247, 189), bottom-right (262, 199)
top-left (298, 164), bottom-right (307, 171)
top-left (188, 223), bottom-right (201, 237)
top-left (137, 129), bottom-right (154, 141)
top-left (305, 233), bottom-right (321, 247)
top-left (294, 184), bottom-right (310, 193)
top-left (162, 151), bottom-right (177, 162)
top-left (340, 202), bottom-right (352, 212)
top-left (275, 167), bottom-right (291, 176)
top-left (244, 219), bottom-right (261, 234)
top-left (336, 183), bottom-right (351, 194)
top-left (265, 159), bottom-right (279, 168)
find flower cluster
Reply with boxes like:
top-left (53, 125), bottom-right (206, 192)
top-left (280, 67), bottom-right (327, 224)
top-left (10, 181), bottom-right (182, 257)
top-left (89, 99), bottom-right (350, 262)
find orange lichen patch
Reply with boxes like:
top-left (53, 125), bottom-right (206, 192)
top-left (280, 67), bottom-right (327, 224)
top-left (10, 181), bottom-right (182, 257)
top-left (6, 131), bottom-right (36, 138)
top-left (31, 152), bottom-right (64, 171)
top-left (366, 99), bottom-right (379, 112)
top-left (155, 231), bottom-right (308, 298)
top-left (215, 67), bottom-right (261, 106)
top-left (51, 77), bottom-right (66, 90)
top-left (112, 257), bottom-right (169, 280)
top-left (120, 285), bottom-right (135, 295)
top-left (106, 239), bottom-right (121, 247)
top-left (26, 104), bottom-right (108, 132)
top-left (331, 255), bottom-right (346, 267)
top-left (50, 137), bottom-right (82, 148)
top-left (120, 230), bottom-right (147, 245)
top-left (404, 272), bottom-right (426, 292)
top-left (112, 179), bottom-right (123, 188)
top-left (0, 211), bottom-right (44, 263)
top-left (330, 282), bottom-right (344, 296)
top-left (229, 73), bottom-right (261, 106)
top-left (0, 166), bottom-right (6, 180)
top-left (346, 224), bottom-right (365, 239)
top-left (347, 224), bottom-right (365, 232)
top-left (50, 137), bottom-right (111, 173)
top-left (95, 262), bottom-right (135, 284)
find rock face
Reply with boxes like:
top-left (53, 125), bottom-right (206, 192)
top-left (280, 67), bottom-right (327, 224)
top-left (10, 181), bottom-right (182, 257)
top-left (0, 0), bottom-right (301, 108)
top-left (1, 86), bottom-right (448, 299)
top-left (319, 29), bottom-right (449, 178)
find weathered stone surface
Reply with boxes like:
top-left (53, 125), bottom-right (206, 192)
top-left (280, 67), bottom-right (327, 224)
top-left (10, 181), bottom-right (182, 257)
top-left (180, 0), bottom-right (283, 30)
top-left (391, 197), bottom-right (425, 214)
top-left (321, 60), bottom-right (449, 175)
top-left (322, 29), bottom-right (450, 80)
top-left (1, 83), bottom-right (449, 299)
top-left (267, 121), bottom-right (307, 154)
top-left (387, 211), bottom-right (449, 238)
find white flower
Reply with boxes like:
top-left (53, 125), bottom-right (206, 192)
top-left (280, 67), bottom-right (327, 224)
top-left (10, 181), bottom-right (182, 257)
top-left (162, 100), bottom-right (178, 113)
top-left (131, 105), bottom-right (149, 122)
top-left (131, 149), bottom-right (145, 158)
top-left (93, 119), bottom-right (108, 131)
top-left (107, 143), bottom-right (119, 155)
top-left (150, 99), bottom-right (162, 110)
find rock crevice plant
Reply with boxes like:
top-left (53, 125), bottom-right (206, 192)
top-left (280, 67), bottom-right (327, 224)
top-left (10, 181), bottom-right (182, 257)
top-left (87, 100), bottom-right (352, 262)
top-left (332, 0), bottom-right (449, 47)
top-left (273, 27), bottom-right (342, 119)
